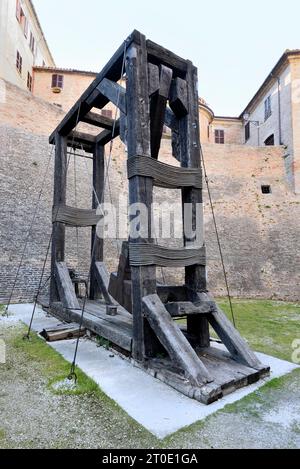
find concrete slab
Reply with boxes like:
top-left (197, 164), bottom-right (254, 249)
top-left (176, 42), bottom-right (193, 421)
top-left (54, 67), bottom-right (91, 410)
top-left (3, 303), bottom-right (299, 439)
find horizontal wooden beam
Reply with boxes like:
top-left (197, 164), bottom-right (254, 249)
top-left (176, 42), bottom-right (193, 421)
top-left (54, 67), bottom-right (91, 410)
top-left (147, 40), bottom-right (188, 77)
top-left (68, 131), bottom-right (97, 146)
top-left (81, 111), bottom-right (115, 130)
top-left (165, 301), bottom-right (214, 317)
top-left (96, 119), bottom-right (120, 145)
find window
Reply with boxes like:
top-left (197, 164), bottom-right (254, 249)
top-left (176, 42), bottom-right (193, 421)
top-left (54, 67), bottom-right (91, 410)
top-left (264, 96), bottom-right (272, 121)
top-left (16, 2), bottom-right (28, 37)
top-left (16, 51), bottom-right (22, 74)
top-left (214, 129), bottom-right (225, 144)
top-left (264, 134), bottom-right (275, 146)
top-left (261, 185), bottom-right (271, 194)
top-left (29, 32), bottom-right (35, 54)
top-left (101, 109), bottom-right (113, 119)
top-left (23, 17), bottom-right (28, 38)
top-left (51, 74), bottom-right (64, 89)
top-left (245, 122), bottom-right (250, 142)
top-left (207, 125), bottom-right (210, 140)
top-left (27, 72), bottom-right (32, 91)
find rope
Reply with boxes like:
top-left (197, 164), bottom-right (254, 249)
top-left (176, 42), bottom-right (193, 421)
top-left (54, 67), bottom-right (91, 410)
top-left (199, 144), bottom-right (236, 328)
top-left (24, 104), bottom-right (82, 337)
top-left (68, 39), bottom-right (128, 382)
top-left (4, 145), bottom-right (54, 316)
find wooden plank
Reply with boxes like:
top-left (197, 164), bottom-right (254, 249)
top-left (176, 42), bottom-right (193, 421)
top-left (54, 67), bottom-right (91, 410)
top-left (68, 130), bottom-right (96, 146)
top-left (81, 111), bottom-right (114, 130)
top-left (95, 119), bottom-right (120, 145)
top-left (94, 262), bottom-right (114, 305)
top-left (55, 261), bottom-right (80, 310)
top-left (90, 143), bottom-right (104, 300)
top-left (180, 61), bottom-right (209, 347)
top-left (157, 285), bottom-right (188, 303)
top-left (96, 79), bottom-right (126, 115)
top-left (49, 30), bottom-right (140, 141)
top-left (142, 294), bottom-right (213, 386)
top-left (50, 133), bottom-right (67, 304)
top-left (148, 63), bottom-right (160, 96)
top-left (51, 302), bottom-right (132, 351)
top-left (41, 324), bottom-right (86, 342)
top-left (165, 301), bottom-right (214, 317)
top-left (169, 77), bottom-right (188, 117)
top-left (53, 204), bottom-right (101, 227)
top-left (150, 65), bottom-right (173, 158)
top-left (126, 32), bottom-right (158, 360)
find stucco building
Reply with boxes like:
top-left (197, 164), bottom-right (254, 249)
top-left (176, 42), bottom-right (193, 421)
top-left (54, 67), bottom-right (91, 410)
top-left (0, 0), bottom-right (55, 91)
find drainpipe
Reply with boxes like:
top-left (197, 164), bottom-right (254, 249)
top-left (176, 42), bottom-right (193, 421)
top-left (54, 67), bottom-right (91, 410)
top-left (271, 72), bottom-right (283, 145)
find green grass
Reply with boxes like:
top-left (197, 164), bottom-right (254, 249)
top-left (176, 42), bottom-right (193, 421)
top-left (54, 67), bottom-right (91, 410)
top-left (216, 298), bottom-right (300, 361)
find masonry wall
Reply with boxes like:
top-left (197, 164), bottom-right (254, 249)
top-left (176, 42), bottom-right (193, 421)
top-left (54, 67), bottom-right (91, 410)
top-left (210, 118), bottom-right (243, 144)
top-left (290, 58), bottom-right (300, 194)
top-left (0, 82), bottom-right (299, 302)
top-left (33, 70), bottom-right (97, 112)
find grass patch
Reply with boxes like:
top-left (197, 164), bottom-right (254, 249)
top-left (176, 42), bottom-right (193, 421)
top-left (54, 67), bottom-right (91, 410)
top-left (215, 298), bottom-right (300, 361)
top-left (12, 329), bottom-right (105, 397)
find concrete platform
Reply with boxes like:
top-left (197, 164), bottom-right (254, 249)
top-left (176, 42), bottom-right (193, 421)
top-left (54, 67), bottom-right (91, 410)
top-left (3, 303), bottom-right (299, 439)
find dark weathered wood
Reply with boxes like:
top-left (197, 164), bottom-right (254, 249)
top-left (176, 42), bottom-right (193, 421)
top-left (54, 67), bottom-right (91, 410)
top-left (165, 301), bottom-right (214, 317)
top-left (157, 285), bottom-right (188, 303)
top-left (148, 63), bottom-right (160, 96)
top-left (110, 241), bottom-right (131, 306)
top-left (49, 30), bottom-right (141, 142)
top-left (142, 294), bottom-right (212, 385)
top-left (50, 133), bottom-right (67, 304)
top-left (146, 39), bottom-right (188, 77)
top-left (150, 65), bottom-right (173, 158)
top-left (41, 323), bottom-right (86, 342)
top-left (170, 77), bottom-right (188, 117)
top-left (96, 79), bottom-right (126, 115)
top-left (55, 261), bottom-right (80, 309)
top-left (126, 33), bottom-right (158, 360)
top-left (94, 262), bottom-right (114, 305)
top-left (209, 304), bottom-right (263, 370)
top-left (51, 301), bottom-right (132, 352)
top-left (81, 111), bottom-right (114, 130)
top-left (53, 205), bottom-right (101, 227)
top-left (95, 120), bottom-right (120, 145)
top-left (164, 107), bottom-right (178, 131)
top-left (90, 143), bottom-right (105, 300)
top-left (179, 61), bottom-right (209, 347)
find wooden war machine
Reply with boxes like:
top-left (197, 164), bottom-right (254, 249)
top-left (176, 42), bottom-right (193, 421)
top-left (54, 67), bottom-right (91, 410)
top-left (48, 30), bottom-right (269, 404)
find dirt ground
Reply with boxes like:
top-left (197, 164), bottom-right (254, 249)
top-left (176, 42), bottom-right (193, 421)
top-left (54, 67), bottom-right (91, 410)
top-left (0, 320), bottom-right (299, 449)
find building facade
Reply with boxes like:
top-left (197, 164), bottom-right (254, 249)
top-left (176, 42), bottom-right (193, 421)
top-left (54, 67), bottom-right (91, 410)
top-left (0, 0), bottom-right (55, 91)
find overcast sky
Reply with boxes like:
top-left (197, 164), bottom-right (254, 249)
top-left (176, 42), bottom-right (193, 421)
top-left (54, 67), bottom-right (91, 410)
top-left (33, 0), bottom-right (300, 116)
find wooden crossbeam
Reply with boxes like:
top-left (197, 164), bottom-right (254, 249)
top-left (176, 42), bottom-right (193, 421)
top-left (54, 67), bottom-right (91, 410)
top-left (146, 40), bottom-right (188, 77)
top-left (68, 130), bottom-right (96, 147)
top-left (96, 119), bottom-right (120, 145)
top-left (165, 301), bottom-right (214, 317)
top-left (81, 111), bottom-right (115, 129)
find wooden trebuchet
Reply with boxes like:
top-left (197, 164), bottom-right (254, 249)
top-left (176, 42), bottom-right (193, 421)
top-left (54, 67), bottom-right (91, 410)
top-left (48, 30), bottom-right (269, 405)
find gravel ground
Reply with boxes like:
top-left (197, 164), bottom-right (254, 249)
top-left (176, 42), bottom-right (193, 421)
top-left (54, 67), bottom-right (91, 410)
top-left (0, 322), bottom-right (299, 449)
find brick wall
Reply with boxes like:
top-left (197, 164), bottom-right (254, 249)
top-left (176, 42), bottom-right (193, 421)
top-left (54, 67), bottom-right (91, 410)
top-left (0, 81), bottom-right (299, 302)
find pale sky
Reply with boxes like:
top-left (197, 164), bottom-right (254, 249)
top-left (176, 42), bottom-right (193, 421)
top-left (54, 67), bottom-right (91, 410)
top-left (33, 0), bottom-right (300, 116)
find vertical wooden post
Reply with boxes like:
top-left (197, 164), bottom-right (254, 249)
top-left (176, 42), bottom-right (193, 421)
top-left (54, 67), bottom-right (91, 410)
top-left (90, 143), bottom-right (105, 299)
top-left (126, 33), bottom-right (157, 361)
top-left (50, 132), bottom-right (67, 304)
top-left (181, 62), bottom-right (210, 347)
